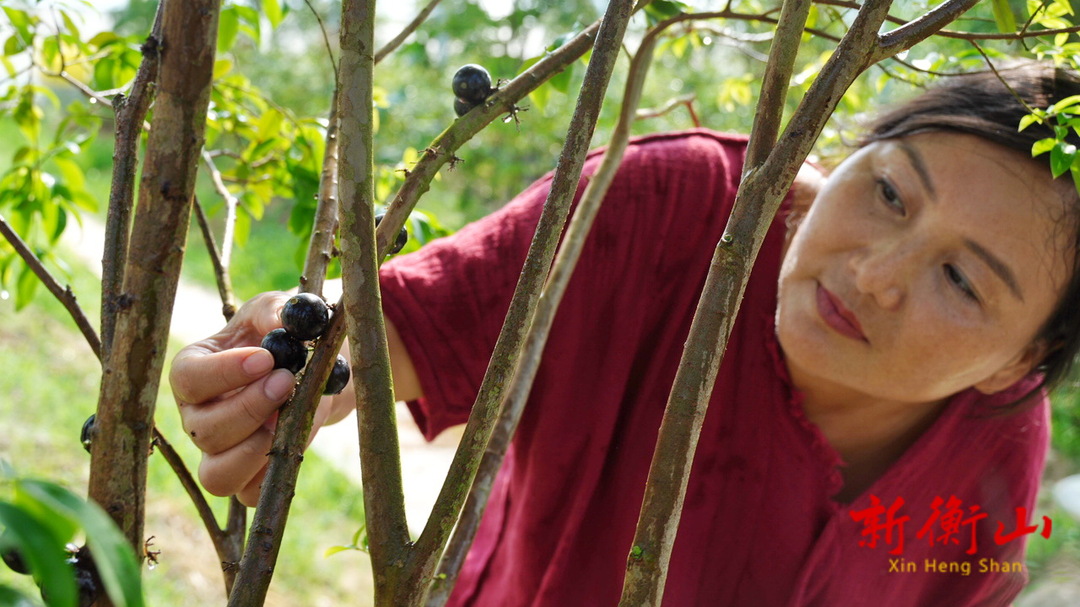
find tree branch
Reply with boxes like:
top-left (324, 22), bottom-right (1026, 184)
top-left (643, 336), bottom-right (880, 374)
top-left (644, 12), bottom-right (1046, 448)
top-left (620, 1), bottom-right (894, 605)
top-left (745, 0), bottom-right (813, 169)
top-left (374, 0), bottom-right (444, 65)
top-left (299, 89), bottom-right (342, 297)
top-left (199, 150), bottom-right (239, 270)
top-left (407, 1), bottom-right (637, 605)
top-left (0, 214), bottom-right (101, 358)
top-left (428, 7), bottom-right (665, 603)
top-left (102, 6), bottom-right (163, 359)
top-left (874, 0), bottom-right (981, 62)
top-left (337, 0), bottom-right (414, 602)
top-left (192, 196), bottom-right (237, 320)
top-left (88, 0), bottom-right (221, 555)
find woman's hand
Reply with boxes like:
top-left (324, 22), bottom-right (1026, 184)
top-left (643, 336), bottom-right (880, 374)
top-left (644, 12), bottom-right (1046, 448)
top-left (169, 292), bottom-right (342, 506)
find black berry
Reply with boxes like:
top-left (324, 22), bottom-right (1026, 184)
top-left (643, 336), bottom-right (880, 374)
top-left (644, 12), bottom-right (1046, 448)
top-left (454, 97), bottom-right (478, 117)
top-left (280, 293), bottom-right (331, 341)
top-left (2, 545), bottom-right (29, 575)
top-left (452, 64), bottom-right (492, 104)
top-left (323, 355), bottom-right (351, 395)
top-left (375, 214), bottom-right (409, 255)
top-left (81, 414), bottom-right (96, 454)
top-left (261, 329), bottom-right (308, 374)
top-left (69, 547), bottom-right (100, 607)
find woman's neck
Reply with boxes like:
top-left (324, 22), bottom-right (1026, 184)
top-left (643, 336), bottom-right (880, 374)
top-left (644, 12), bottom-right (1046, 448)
top-left (789, 363), bottom-right (948, 502)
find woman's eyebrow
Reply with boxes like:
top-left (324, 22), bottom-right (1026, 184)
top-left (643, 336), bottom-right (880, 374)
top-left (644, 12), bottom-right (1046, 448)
top-left (965, 238), bottom-right (1024, 302)
top-left (896, 140), bottom-right (937, 200)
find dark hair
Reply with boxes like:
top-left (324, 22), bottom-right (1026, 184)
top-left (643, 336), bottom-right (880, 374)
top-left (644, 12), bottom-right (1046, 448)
top-left (861, 61), bottom-right (1080, 403)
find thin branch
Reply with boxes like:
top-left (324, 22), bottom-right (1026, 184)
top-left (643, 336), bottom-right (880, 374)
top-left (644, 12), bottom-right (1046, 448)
top-left (199, 150), bottom-right (239, 270)
top-left (874, 0), bottom-right (983, 62)
top-left (303, 0), bottom-right (339, 75)
top-left (745, 0), bottom-right (814, 169)
top-left (407, 2), bottom-right (638, 605)
top-left (150, 429), bottom-right (244, 595)
top-left (374, 0), bottom-right (444, 65)
top-left (192, 196), bottom-right (237, 320)
top-left (635, 94), bottom-right (700, 126)
top-left (102, 6), bottom-right (164, 359)
top-left (226, 317), bottom-right (350, 606)
top-left (815, 0), bottom-right (1080, 43)
top-left (375, 8), bottom-right (720, 257)
top-left (0, 214), bottom-right (101, 358)
top-left (299, 89), bottom-right (342, 297)
top-left (428, 6), bottom-right (663, 603)
top-left (618, 0), bottom-right (818, 604)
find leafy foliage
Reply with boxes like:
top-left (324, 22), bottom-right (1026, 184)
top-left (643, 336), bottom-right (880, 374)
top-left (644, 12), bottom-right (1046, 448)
top-left (0, 468), bottom-right (145, 607)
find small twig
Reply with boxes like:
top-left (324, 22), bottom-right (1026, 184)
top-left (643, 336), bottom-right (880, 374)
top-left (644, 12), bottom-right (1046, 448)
top-left (200, 151), bottom-right (239, 270)
top-left (374, 0), bottom-right (444, 65)
top-left (192, 196), bottom-right (238, 320)
top-left (1020, 1), bottom-right (1053, 37)
top-left (634, 94), bottom-right (699, 125)
top-left (150, 429), bottom-right (243, 594)
top-left (299, 89), bottom-right (342, 297)
top-left (0, 213), bottom-right (101, 359)
top-left (303, 0), bottom-right (339, 75)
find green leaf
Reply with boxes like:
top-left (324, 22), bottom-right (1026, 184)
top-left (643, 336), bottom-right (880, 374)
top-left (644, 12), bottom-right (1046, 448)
top-left (0, 502), bottom-right (76, 607)
top-left (214, 58), bottom-right (234, 79)
top-left (1032, 137), bottom-right (1057, 157)
top-left (14, 263), bottom-right (39, 310)
top-left (218, 7), bottom-right (239, 53)
top-left (1050, 140), bottom-right (1076, 178)
top-left (20, 481), bottom-right (145, 607)
top-left (262, 0), bottom-right (285, 29)
top-left (0, 585), bottom-right (36, 607)
top-left (991, 0), bottom-right (1018, 33)
top-left (1018, 112), bottom-right (1043, 131)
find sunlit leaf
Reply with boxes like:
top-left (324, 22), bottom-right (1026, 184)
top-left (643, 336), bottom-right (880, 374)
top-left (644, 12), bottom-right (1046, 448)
top-left (0, 502), bottom-right (76, 607)
top-left (262, 0), bottom-right (285, 29)
top-left (218, 7), bottom-right (239, 53)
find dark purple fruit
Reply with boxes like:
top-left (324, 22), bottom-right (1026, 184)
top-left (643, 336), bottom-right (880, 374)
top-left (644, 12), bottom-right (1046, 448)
top-left (280, 292), bottom-right (331, 341)
top-left (375, 214), bottom-right (409, 255)
top-left (69, 547), bottom-right (100, 607)
top-left (452, 64), bottom-right (493, 104)
top-left (454, 97), bottom-right (478, 117)
top-left (261, 329), bottom-right (308, 374)
top-left (81, 414), bottom-right (95, 453)
top-left (323, 355), bottom-right (351, 395)
top-left (2, 545), bottom-right (29, 575)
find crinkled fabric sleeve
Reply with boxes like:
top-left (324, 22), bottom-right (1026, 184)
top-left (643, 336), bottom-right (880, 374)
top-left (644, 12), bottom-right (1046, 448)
top-left (378, 178), bottom-right (548, 440)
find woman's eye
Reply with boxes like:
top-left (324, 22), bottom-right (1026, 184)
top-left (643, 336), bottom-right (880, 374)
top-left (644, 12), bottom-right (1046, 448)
top-left (876, 178), bottom-right (905, 215)
top-left (944, 264), bottom-right (978, 301)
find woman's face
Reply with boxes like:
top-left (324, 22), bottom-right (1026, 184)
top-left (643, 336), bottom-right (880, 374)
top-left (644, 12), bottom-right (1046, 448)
top-left (776, 131), bottom-right (1074, 406)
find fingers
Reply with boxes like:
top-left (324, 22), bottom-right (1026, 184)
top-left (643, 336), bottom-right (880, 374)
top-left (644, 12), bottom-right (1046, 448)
top-left (171, 347), bottom-right (277, 407)
top-left (182, 368), bottom-right (297, 455)
top-left (198, 427), bottom-right (274, 499)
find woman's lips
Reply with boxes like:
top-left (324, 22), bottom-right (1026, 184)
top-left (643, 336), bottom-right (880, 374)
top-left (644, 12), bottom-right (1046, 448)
top-left (816, 283), bottom-right (867, 342)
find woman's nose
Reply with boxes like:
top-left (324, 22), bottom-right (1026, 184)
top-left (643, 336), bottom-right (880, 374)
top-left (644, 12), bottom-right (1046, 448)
top-left (849, 242), bottom-right (908, 311)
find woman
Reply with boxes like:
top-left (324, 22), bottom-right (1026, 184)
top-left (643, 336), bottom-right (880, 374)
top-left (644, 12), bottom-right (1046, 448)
top-left (170, 63), bottom-right (1080, 605)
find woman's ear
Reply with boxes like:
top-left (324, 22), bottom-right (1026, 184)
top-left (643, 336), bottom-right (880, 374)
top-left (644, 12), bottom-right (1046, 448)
top-left (973, 340), bottom-right (1049, 394)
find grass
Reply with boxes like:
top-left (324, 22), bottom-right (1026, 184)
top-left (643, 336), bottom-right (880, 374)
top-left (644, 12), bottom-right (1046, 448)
top-left (0, 250), bottom-right (375, 606)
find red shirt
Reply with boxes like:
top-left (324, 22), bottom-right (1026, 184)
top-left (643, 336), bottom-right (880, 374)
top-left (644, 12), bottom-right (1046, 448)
top-left (379, 130), bottom-right (1049, 606)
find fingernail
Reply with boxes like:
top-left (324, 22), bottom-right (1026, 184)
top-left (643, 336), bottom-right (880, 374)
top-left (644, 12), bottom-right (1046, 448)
top-left (264, 369), bottom-right (296, 401)
top-left (243, 350), bottom-right (274, 376)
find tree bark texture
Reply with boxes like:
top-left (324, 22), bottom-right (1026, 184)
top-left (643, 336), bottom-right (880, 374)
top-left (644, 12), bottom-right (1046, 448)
top-left (88, 0), bottom-right (221, 553)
